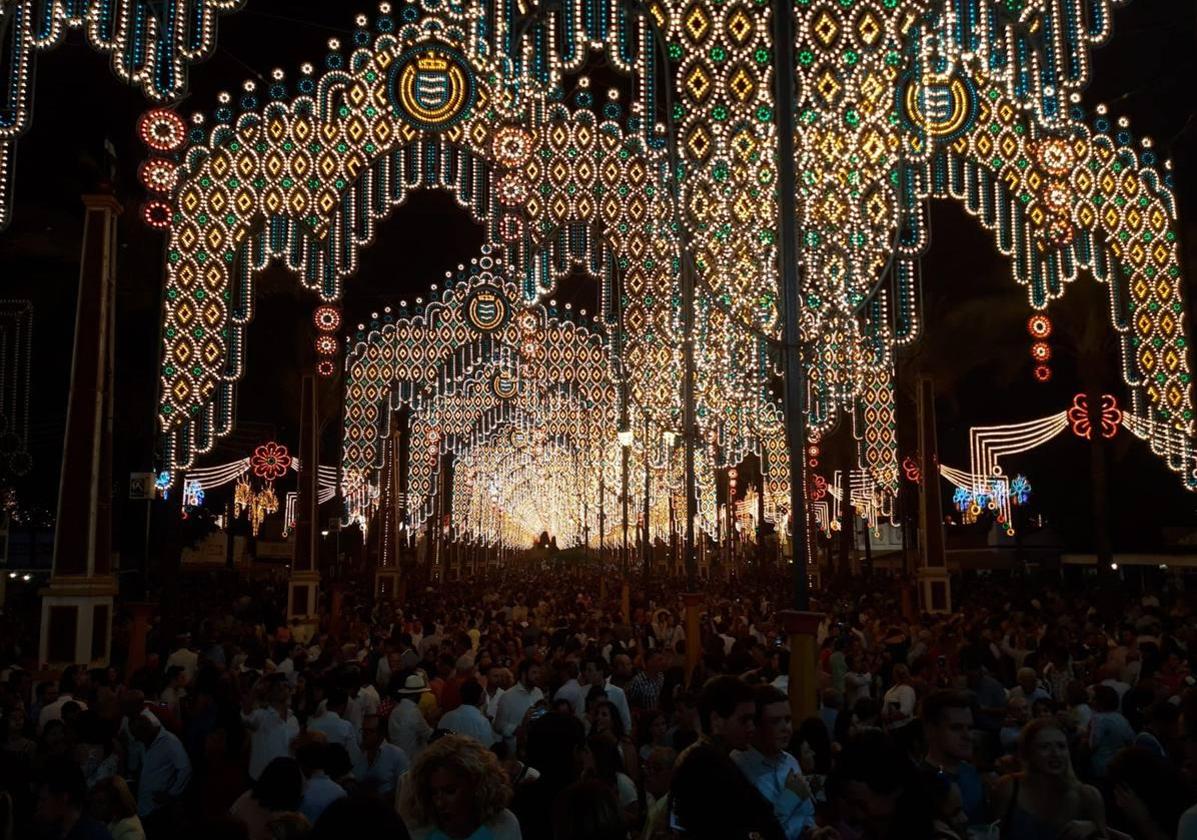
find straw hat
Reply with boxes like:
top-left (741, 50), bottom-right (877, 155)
top-left (397, 673), bottom-right (431, 696)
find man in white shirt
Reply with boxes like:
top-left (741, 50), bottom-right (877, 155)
top-left (241, 674), bottom-right (299, 781)
top-left (388, 673), bottom-right (433, 762)
top-left (494, 659), bottom-right (544, 748)
top-left (583, 657), bottom-right (632, 734)
top-left (307, 687), bottom-right (362, 766)
top-left (165, 634), bottom-right (199, 683)
top-left (129, 710), bottom-right (192, 819)
top-left (731, 685), bottom-right (815, 840)
top-left (354, 668), bottom-right (381, 726)
top-left (484, 666), bottom-right (508, 720)
top-left (1097, 664), bottom-right (1132, 701)
top-left (553, 661), bottom-right (588, 719)
top-left (439, 680), bottom-right (497, 746)
top-left (353, 714), bottom-right (408, 796)
top-left (881, 664), bottom-right (916, 730)
top-left (37, 667), bottom-right (89, 734)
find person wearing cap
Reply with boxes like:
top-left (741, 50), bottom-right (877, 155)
top-left (388, 672), bottom-right (433, 763)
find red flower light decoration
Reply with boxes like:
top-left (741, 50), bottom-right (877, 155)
top-left (313, 305), bottom-right (342, 332)
top-left (1068, 393), bottom-right (1123, 440)
top-left (1030, 342), bottom-right (1052, 362)
top-left (315, 335), bottom-right (339, 356)
top-left (809, 474), bottom-right (827, 501)
top-left (251, 442), bottom-right (292, 481)
top-left (316, 359), bottom-right (337, 377)
top-left (902, 455), bottom-right (922, 483)
top-left (1027, 314), bottom-right (1053, 339)
top-left (138, 108), bottom-right (187, 152)
top-left (1033, 365), bottom-right (1052, 383)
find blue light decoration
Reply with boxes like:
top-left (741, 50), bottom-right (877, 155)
top-left (155, 470), bottom-right (172, 499)
top-left (1010, 475), bottom-right (1032, 505)
top-left (951, 475), bottom-right (1032, 528)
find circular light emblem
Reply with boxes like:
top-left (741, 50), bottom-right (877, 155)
top-left (898, 71), bottom-right (977, 142)
top-left (138, 108), bottom-right (187, 151)
top-left (313, 304), bottom-right (343, 332)
top-left (1026, 313), bottom-right (1053, 339)
top-left (388, 45), bottom-right (475, 131)
top-left (492, 370), bottom-right (518, 400)
top-left (465, 285), bottom-right (509, 333)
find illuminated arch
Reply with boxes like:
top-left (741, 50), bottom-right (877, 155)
top-left (153, 8), bottom-right (698, 471)
top-left (342, 255), bottom-right (617, 525)
top-left (785, 1), bottom-right (1197, 496)
top-left (150, 0), bottom-right (1197, 512)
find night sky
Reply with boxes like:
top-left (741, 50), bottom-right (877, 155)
top-left (0, 0), bottom-right (1195, 561)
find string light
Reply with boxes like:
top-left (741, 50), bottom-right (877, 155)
top-left (0, 0), bottom-right (247, 230)
top-left (138, 1), bottom-right (1197, 529)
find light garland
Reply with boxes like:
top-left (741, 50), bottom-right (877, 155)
top-left (136, 0), bottom-right (1197, 555)
top-left (0, 0), bottom-right (246, 229)
top-left (970, 412), bottom-right (1071, 482)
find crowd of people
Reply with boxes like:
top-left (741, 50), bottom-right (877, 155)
top-left (1, 563), bottom-right (1195, 839)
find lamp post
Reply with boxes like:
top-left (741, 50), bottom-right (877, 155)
top-left (773, 0), bottom-right (820, 724)
top-left (618, 427), bottom-right (633, 623)
top-left (642, 413), bottom-right (651, 580)
top-left (598, 471), bottom-right (606, 561)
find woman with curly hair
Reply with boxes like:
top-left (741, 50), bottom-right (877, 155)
top-left (400, 734), bottom-right (522, 840)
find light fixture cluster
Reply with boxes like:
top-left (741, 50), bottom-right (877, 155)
top-left (142, 0), bottom-right (1197, 538)
top-left (312, 304), bottom-right (342, 377)
top-left (137, 108), bottom-right (187, 230)
top-left (1027, 314), bottom-right (1054, 383)
top-left (342, 252), bottom-right (617, 536)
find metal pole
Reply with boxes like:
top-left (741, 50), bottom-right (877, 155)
top-left (680, 226), bottom-right (698, 593)
top-left (621, 443), bottom-right (629, 576)
top-left (600, 471), bottom-right (607, 560)
top-left (773, 0), bottom-right (809, 612)
top-left (642, 413), bottom-right (651, 578)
